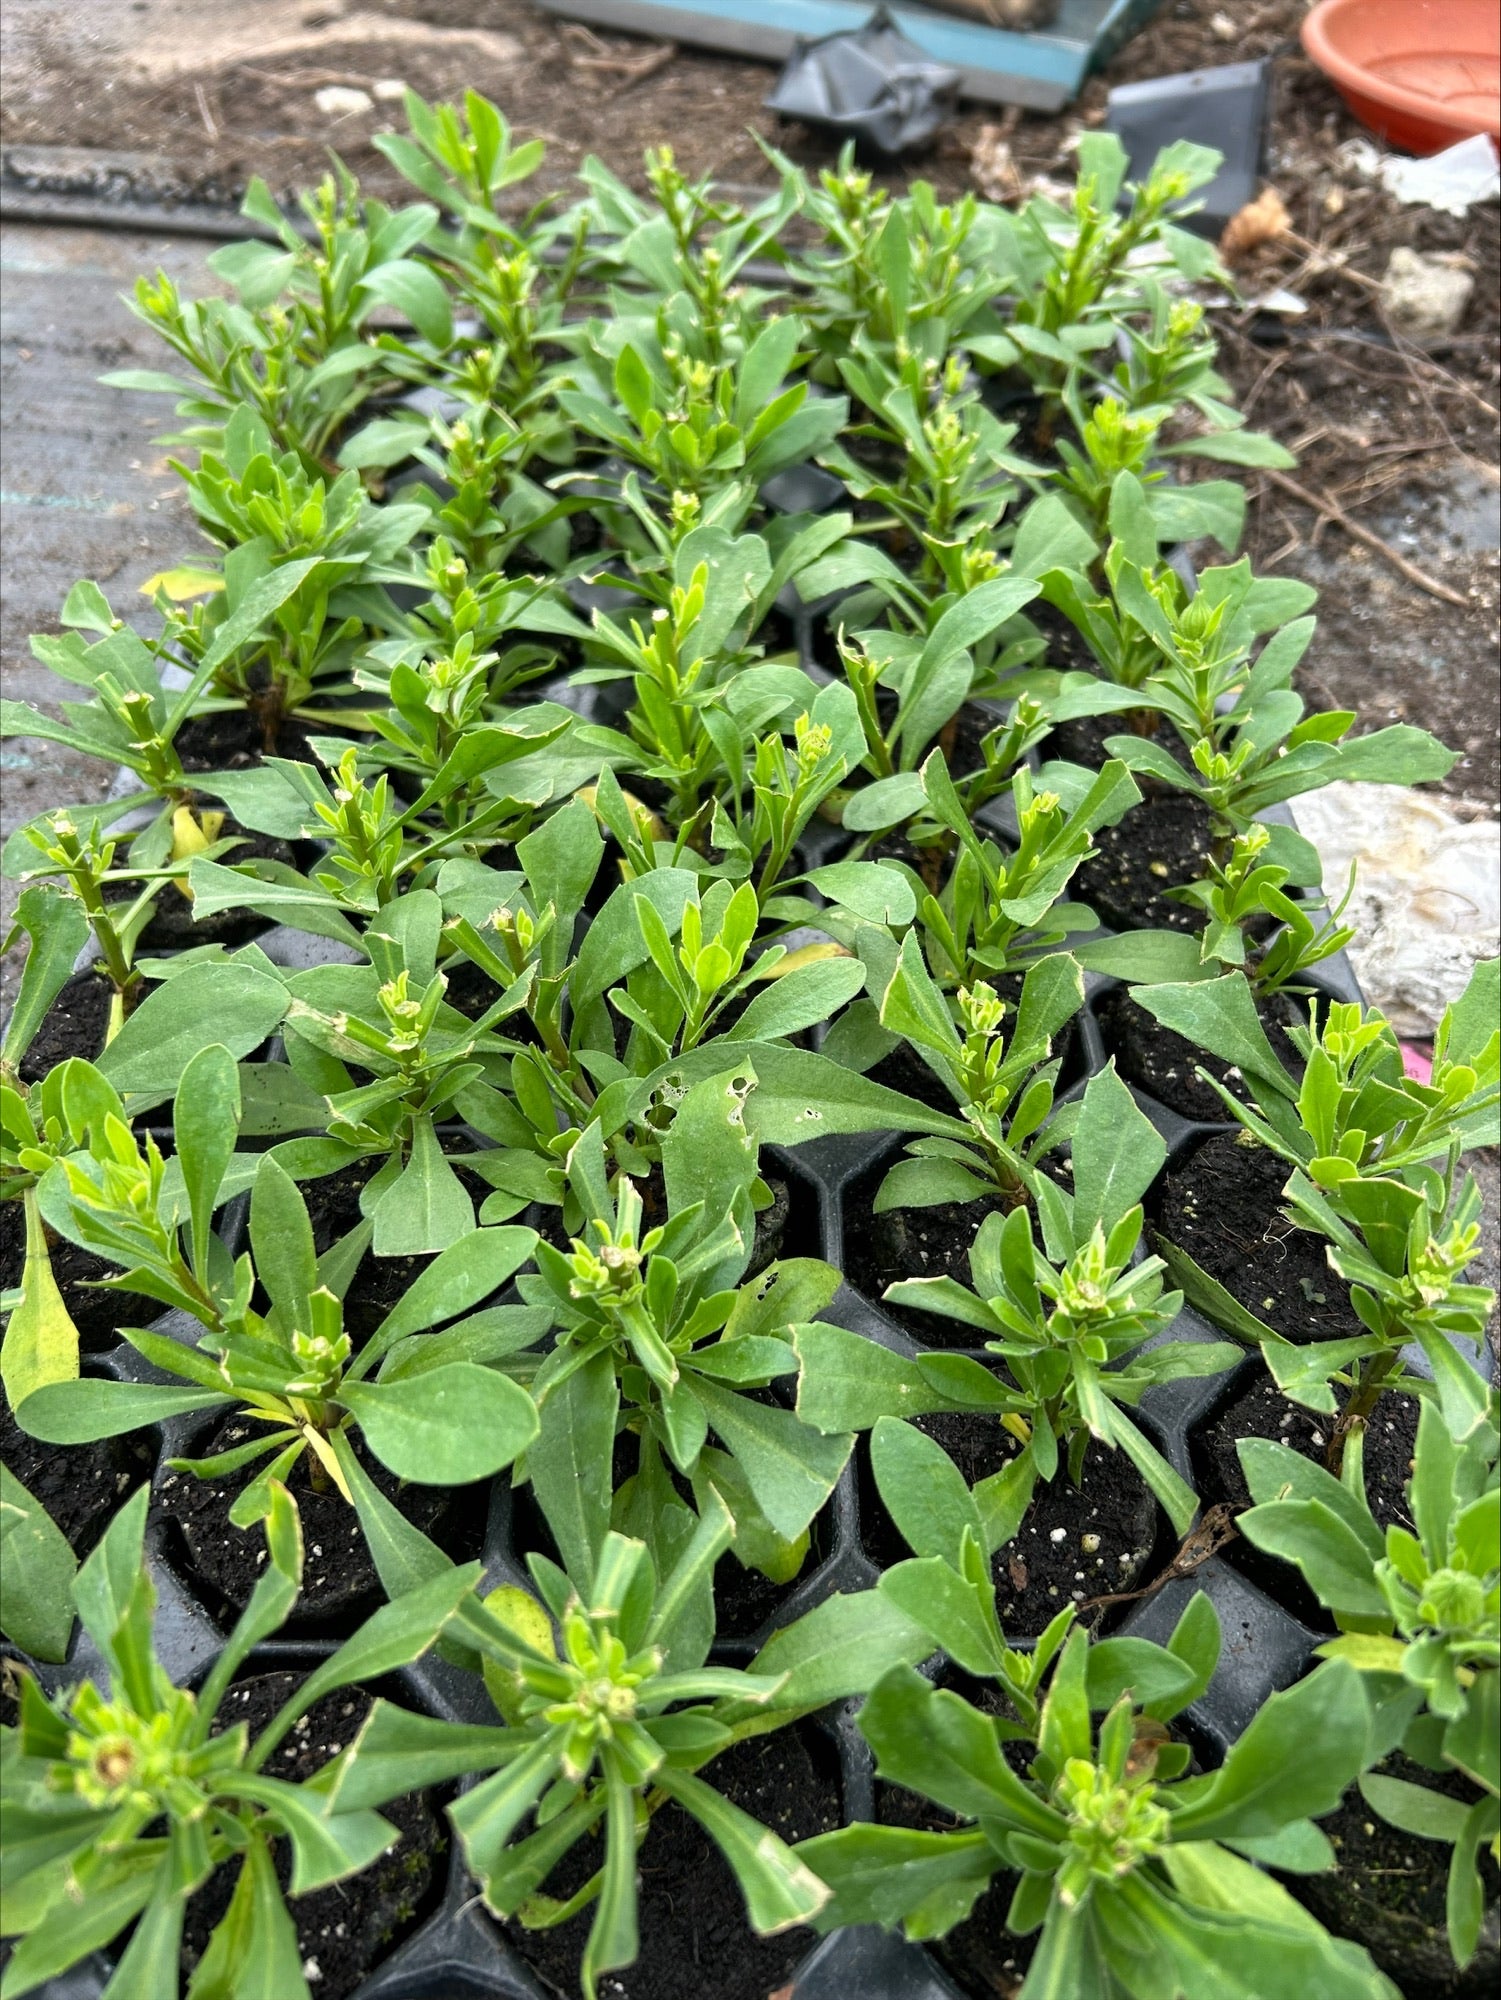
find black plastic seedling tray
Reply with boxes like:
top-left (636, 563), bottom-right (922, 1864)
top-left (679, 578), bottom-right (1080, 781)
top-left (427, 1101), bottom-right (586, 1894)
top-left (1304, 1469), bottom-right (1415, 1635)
top-left (14, 775), bottom-right (1489, 2000)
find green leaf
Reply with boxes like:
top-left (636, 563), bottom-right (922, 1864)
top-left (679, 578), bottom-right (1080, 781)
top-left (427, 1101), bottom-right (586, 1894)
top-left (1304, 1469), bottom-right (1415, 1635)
top-left (1360, 1772), bottom-right (1470, 1845)
top-left (725, 957), bottom-right (866, 1044)
top-left (1165, 430), bottom-right (1298, 468)
top-left (877, 1557), bottom-right (1005, 1678)
top-left (794, 1322), bottom-right (959, 1434)
top-left (655, 1765), bottom-right (830, 1930)
top-left (17, 1377), bottom-right (230, 1443)
top-left (1069, 1062), bottom-right (1165, 1243)
top-left (1155, 1237), bottom-right (1278, 1346)
top-left (860, 1665), bottom-right (1062, 1834)
top-left (254, 1561), bottom-right (482, 1766)
top-left (355, 1224), bottom-right (537, 1376)
top-left (841, 772), bottom-right (928, 832)
top-left (0, 1464), bottom-right (77, 1660)
top-left (250, 1152), bottom-right (316, 1331)
top-left (747, 1592), bottom-right (931, 1710)
top-left (96, 959), bottom-right (288, 1104)
top-left (188, 1832), bottom-right (309, 2000)
top-left (1133, 976), bottom-right (1297, 1101)
top-left (173, 1044), bottom-right (241, 1283)
top-left (370, 1114), bottom-right (474, 1255)
top-left (806, 861), bottom-right (916, 926)
top-left (530, 1350), bottom-right (619, 1590)
top-left (689, 1377), bottom-right (851, 1543)
top-left (342, 1363), bottom-right (538, 1484)
top-left (869, 1416), bottom-right (985, 1564)
top-left (793, 1822), bottom-right (994, 1938)
top-left (1171, 1659), bottom-right (1369, 1839)
top-left (356, 258), bottom-right (453, 346)
top-left (1, 885), bottom-right (90, 1065)
top-left (1084, 1637), bottom-right (1200, 1713)
top-left (326, 1428), bottom-right (457, 1606)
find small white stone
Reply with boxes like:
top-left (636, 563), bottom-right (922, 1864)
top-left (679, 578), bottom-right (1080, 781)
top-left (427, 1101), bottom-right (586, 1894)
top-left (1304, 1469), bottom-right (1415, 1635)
top-left (315, 86), bottom-right (374, 118)
top-left (1049, 1527), bottom-right (1068, 1544)
top-left (303, 1958), bottom-right (322, 1984)
top-left (373, 79), bottom-right (408, 102)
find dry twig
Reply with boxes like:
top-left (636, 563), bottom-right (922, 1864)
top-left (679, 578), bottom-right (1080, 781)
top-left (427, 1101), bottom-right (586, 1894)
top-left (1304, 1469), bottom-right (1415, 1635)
top-left (1258, 467), bottom-right (1470, 607)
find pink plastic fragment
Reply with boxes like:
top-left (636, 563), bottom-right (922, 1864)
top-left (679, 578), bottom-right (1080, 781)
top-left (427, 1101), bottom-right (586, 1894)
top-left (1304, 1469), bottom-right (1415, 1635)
top-left (1400, 1041), bottom-right (1433, 1084)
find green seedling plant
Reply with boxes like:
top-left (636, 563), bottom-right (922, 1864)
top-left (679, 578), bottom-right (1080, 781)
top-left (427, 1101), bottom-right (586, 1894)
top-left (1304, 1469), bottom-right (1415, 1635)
top-left (579, 539), bottom-right (840, 829)
top-left (371, 89), bottom-right (581, 443)
top-left (794, 1606), bottom-right (1394, 2000)
top-left (16, 1060), bottom-right (540, 1553)
top-left (798, 1065), bottom-right (1236, 1539)
top-left (572, 144), bottom-right (799, 374)
top-left (861, 933), bottom-right (1083, 1216)
top-left (783, 150), bottom-right (1011, 377)
top-left (1238, 1395), bottom-right (1499, 1973)
top-left (516, 1094), bottom-right (853, 1582)
top-left (323, 1483), bottom-right (929, 2000)
top-left (1166, 822), bottom-right (1358, 995)
top-left (820, 345), bottom-right (1036, 590)
top-left (109, 164), bottom-right (449, 465)
top-left (1, 967), bottom-right (288, 1423)
top-left (982, 135), bottom-right (1225, 433)
top-left (0, 1483), bottom-right (480, 2000)
top-left (0, 580), bottom-right (287, 869)
top-left (170, 406), bottom-right (428, 744)
top-left (1136, 963), bottom-right (1500, 1445)
top-left (1136, 961), bottom-right (1501, 1191)
top-left (877, 752), bottom-right (1138, 973)
top-left (1060, 498), bottom-right (1456, 859)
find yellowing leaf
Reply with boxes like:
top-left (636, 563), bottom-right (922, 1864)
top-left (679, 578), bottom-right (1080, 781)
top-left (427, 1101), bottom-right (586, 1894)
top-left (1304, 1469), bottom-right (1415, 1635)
top-left (753, 941), bottom-right (853, 980)
top-left (139, 567), bottom-right (225, 601)
top-left (1314, 1632), bottom-right (1407, 1674)
top-left (170, 806), bottom-right (224, 901)
top-left (481, 1584), bottom-right (556, 1722)
top-left (1, 1189), bottom-right (80, 1412)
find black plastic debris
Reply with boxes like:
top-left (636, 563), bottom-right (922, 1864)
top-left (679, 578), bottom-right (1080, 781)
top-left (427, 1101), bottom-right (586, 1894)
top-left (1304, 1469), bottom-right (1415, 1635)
top-left (764, 6), bottom-right (961, 158)
top-left (1107, 58), bottom-right (1272, 235)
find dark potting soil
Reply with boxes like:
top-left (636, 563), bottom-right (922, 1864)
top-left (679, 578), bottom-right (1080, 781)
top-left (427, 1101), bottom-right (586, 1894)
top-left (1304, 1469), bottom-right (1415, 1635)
top-left (0, 1196), bottom-right (168, 1354)
top-left (173, 707), bottom-right (326, 771)
top-left (0, 1378), bottom-right (154, 1558)
top-left (1072, 792), bottom-right (1214, 934)
top-left (1292, 1752), bottom-right (1501, 2000)
top-left (99, 820), bottom-right (296, 951)
top-left (504, 1725), bottom-right (843, 2000)
top-left (1191, 1366), bottom-right (1420, 1626)
top-left (153, 1414), bottom-right (486, 1633)
top-left (1046, 708), bottom-right (1190, 776)
top-left (858, 1412), bottom-right (1161, 1638)
top-left (180, 1670), bottom-right (445, 2000)
top-left (16, 966), bottom-right (113, 1081)
top-left (296, 1157), bottom-right (496, 1347)
top-left (841, 1143), bottom-right (1075, 1350)
top-left (1095, 983), bottom-right (1306, 1125)
top-left (845, 1178), bottom-right (1014, 1349)
top-left (1154, 1129), bottom-right (1366, 1347)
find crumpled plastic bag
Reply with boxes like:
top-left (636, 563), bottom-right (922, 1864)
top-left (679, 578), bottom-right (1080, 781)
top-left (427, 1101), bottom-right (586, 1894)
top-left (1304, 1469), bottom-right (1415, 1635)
top-left (1337, 131), bottom-right (1500, 217)
top-left (1292, 782), bottom-right (1500, 1036)
top-left (764, 6), bottom-right (960, 158)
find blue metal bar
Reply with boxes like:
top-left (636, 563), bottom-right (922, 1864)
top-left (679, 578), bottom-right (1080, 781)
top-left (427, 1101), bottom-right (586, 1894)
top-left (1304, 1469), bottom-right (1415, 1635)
top-left (531, 0), bottom-right (1161, 110)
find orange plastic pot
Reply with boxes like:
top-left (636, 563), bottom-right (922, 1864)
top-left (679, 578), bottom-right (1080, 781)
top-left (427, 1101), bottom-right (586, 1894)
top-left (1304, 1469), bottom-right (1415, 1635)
top-left (1301, 0), bottom-right (1500, 155)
